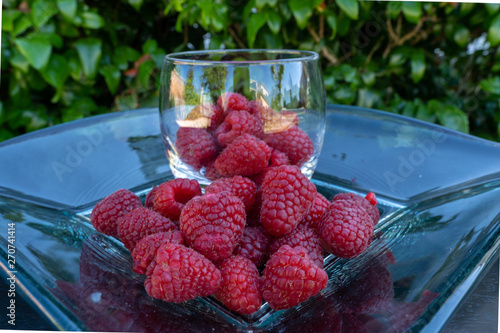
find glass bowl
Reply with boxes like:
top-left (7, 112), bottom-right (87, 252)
top-left (159, 49), bottom-right (326, 184)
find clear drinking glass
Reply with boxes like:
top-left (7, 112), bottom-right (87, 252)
top-left (159, 49), bottom-right (326, 184)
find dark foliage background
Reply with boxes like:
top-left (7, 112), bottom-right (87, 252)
top-left (2, 0), bottom-right (500, 141)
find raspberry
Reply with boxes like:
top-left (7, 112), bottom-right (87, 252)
top-left (175, 127), bottom-right (219, 170)
top-left (246, 187), bottom-right (263, 226)
top-left (269, 226), bottom-right (324, 268)
top-left (248, 100), bottom-right (274, 120)
top-left (184, 103), bottom-right (223, 131)
top-left (204, 160), bottom-right (223, 180)
top-left (217, 92), bottom-right (249, 112)
top-left (214, 110), bottom-right (263, 147)
top-left (152, 178), bottom-right (202, 221)
top-left (144, 243), bottom-right (221, 303)
top-left (260, 165), bottom-right (316, 236)
top-left (300, 192), bottom-right (330, 231)
top-left (263, 125), bottom-right (314, 166)
top-left (179, 192), bottom-right (246, 262)
top-left (117, 207), bottom-right (177, 251)
top-left (90, 189), bottom-right (142, 238)
top-left (131, 231), bottom-right (185, 275)
top-left (204, 176), bottom-right (257, 212)
top-left (214, 256), bottom-right (262, 315)
top-left (214, 133), bottom-right (272, 177)
top-left (261, 245), bottom-right (328, 310)
top-left (233, 226), bottom-right (272, 267)
top-left (144, 186), bottom-right (158, 208)
top-left (318, 199), bottom-right (374, 258)
top-left (333, 192), bottom-right (380, 225)
top-left (270, 149), bottom-right (290, 167)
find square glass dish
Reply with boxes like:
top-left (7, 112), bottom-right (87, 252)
top-left (1, 105), bottom-right (499, 332)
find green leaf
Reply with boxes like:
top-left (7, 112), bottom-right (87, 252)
top-left (402, 2), bottom-right (422, 24)
top-left (436, 105), bottom-right (469, 133)
top-left (289, 0), bottom-right (313, 29)
top-left (15, 34), bottom-right (52, 70)
top-left (142, 39), bottom-right (158, 54)
top-left (266, 11), bottom-right (282, 34)
top-left (336, 0), bottom-right (358, 20)
top-left (459, 3), bottom-right (475, 16)
top-left (138, 59), bottom-right (157, 89)
top-left (454, 26), bottom-right (469, 48)
top-left (41, 54), bottom-right (69, 102)
top-left (333, 87), bottom-right (355, 104)
top-left (361, 71), bottom-right (375, 86)
top-left (357, 89), bottom-right (379, 109)
top-left (99, 65), bottom-right (121, 94)
top-left (113, 46), bottom-right (141, 70)
top-left (9, 50), bottom-right (30, 73)
top-left (2, 10), bottom-right (22, 32)
top-left (486, 3), bottom-right (500, 16)
top-left (326, 14), bottom-right (337, 40)
top-left (128, 0), bottom-right (144, 11)
top-left (488, 14), bottom-right (500, 47)
top-left (56, 0), bottom-right (77, 21)
top-left (12, 15), bottom-right (33, 36)
top-left (256, 0), bottom-right (267, 9)
top-left (337, 13), bottom-right (351, 37)
top-left (82, 12), bottom-right (105, 29)
top-left (75, 38), bottom-right (102, 79)
top-left (67, 52), bottom-right (83, 80)
top-left (410, 49), bottom-right (426, 83)
top-left (401, 102), bottom-right (415, 117)
top-left (247, 14), bottom-right (267, 48)
top-left (31, 0), bottom-right (58, 28)
top-left (386, 1), bottom-right (401, 19)
top-left (415, 103), bottom-right (436, 123)
top-left (479, 76), bottom-right (500, 95)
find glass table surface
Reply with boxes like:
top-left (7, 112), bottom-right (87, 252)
top-left (0, 105), bottom-right (499, 332)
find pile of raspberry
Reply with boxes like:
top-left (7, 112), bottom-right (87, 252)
top-left (90, 166), bottom-right (380, 315)
top-left (175, 92), bottom-right (315, 179)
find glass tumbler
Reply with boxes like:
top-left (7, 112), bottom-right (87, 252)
top-left (159, 49), bottom-right (326, 184)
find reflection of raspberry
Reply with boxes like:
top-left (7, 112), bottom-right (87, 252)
top-left (179, 192), bottom-right (246, 262)
top-left (263, 125), bottom-right (314, 166)
top-left (144, 243), bottom-right (221, 303)
top-left (204, 176), bottom-right (256, 212)
top-left (260, 165), bottom-right (316, 236)
top-left (184, 103), bottom-right (223, 131)
top-left (204, 160), bottom-right (223, 180)
top-left (214, 134), bottom-right (272, 177)
top-left (319, 199), bottom-right (374, 258)
top-left (214, 256), bottom-right (262, 315)
top-left (131, 231), bottom-right (185, 275)
top-left (261, 245), bottom-right (328, 310)
top-left (270, 149), bottom-right (290, 167)
top-left (90, 189), bottom-right (142, 238)
top-left (300, 192), bottom-right (330, 231)
top-left (176, 127), bottom-right (219, 170)
top-left (233, 226), bottom-right (272, 267)
top-left (117, 207), bottom-right (177, 251)
top-left (333, 192), bottom-right (380, 225)
top-left (269, 226), bottom-right (324, 268)
top-left (214, 111), bottom-right (263, 147)
top-left (217, 92), bottom-right (249, 112)
top-left (152, 178), bottom-right (202, 221)
top-left (248, 100), bottom-right (274, 120)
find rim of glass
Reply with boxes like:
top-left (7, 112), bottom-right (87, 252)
top-left (164, 49), bottom-right (319, 65)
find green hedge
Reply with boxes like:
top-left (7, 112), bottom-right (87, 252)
top-left (2, 0), bottom-right (500, 141)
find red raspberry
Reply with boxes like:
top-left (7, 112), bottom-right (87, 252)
top-left (270, 149), bottom-right (290, 167)
top-left (246, 187), bottom-right (263, 226)
top-left (117, 207), bottom-right (177, 251)
top-left (263, 125), bottom-right (314, 167)
top-left (175, 127), bottom-right (219, 170)
top-left (300, 192), bottom-right (330, 231)
top-left (214, 110), bottom-right (264, 147)
top-left (214, 256), bottom-right (262, 315)
top-left (179, 192), bottom-right (246, 262)
top-left (261, 245), bottom-right (328, 310)
top-left (144, 243), bottom-right (221, 303)
top-left (260, 165), bottom-right (317, 236)
top-left (204, 176), bottom-right (257, 212)
top-left (217, 92), bottom-right (249, 112)
top-left (248, 100), bottom-right (274, 120)
top-left (204, 160), bottom-right (223, 180)
top-left (269, 226), bottom-right (324, 268)
top-left (90, 189), bottom-right (142, 238)
top-left (152, 178), bottom-right (202, 221)
top-left (131, 231), bottom-right (185, 275)
top-left (184, 103), bottom-right (223, 131)
top-left (214, 133), bottom-right (272, 177)
top-left (333, 192), bottom-right (380, 225)
top-left (144, 186), bottom-right (158, 208)
top-left (319, 199), bottom-right (374, 258)
top-left (233, 226), bottom-right (272, 267)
